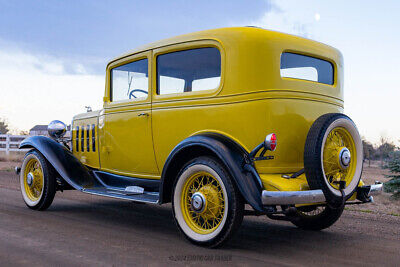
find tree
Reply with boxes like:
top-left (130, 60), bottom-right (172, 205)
top-left (384, 151), bottom-right (400, 199)
top-left (377, 136), bottom-right (396, 166)
top-left (0, 118), bottom-right (9, 134)
top-left (362, 138), bottom-right (375, 166)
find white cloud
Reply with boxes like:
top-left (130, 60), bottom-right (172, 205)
top-left (247, 1), bottom-right (316, 38)
top-left (0, 48), bottom-right (104, 132)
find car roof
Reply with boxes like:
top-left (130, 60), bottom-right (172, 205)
top-left (107, 27), bottom-right (340, 67)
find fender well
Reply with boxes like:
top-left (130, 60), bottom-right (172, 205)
top-left (19, 136), bottom-right (100, 190)
top-left (159, 133), bottom-right (264, 212)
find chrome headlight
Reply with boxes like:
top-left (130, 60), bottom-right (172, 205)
top-left (48, 120), bottom-right (67, 139)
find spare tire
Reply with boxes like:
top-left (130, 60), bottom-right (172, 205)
top-left (304, 113), bottom-right (363, 205)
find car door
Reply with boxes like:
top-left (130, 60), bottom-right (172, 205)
top-left (101, 51), bottom-right (159, 178)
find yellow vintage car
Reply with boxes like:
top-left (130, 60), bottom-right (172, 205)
top-left (17, 27), bottom-right (382, 247)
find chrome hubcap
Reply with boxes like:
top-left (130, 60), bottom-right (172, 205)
top-left (339, 147), bottom-right (351, 169)
top-left (191, 192), bottom-right (206, 213)
top-left (27, 172), bottom-right (34, 186)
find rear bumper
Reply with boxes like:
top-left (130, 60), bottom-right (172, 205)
top-left (365, 182), bottom-right (384, 196)
top-left (261, 182), bottom-right (383, 205)
top-left (262, 189), bottom-right (326, 205)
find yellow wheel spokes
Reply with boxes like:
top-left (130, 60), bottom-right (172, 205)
top-left (181, 171), bottom-right (225, 234)
top-left (323, 127), bottom-right (357, 190)
top-left (23, 158), bottom-right (44, 201)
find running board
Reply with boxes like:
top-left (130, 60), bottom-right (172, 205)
top-left (82, 187), bottom-right (159, 204)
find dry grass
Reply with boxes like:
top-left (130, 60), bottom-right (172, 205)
top-left (0, 151), bottom-right (25, 162)
top-left (347, 161), bottom-right (400, 216)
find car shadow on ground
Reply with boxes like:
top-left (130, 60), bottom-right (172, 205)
top-left (48, 197), bottom-right (345, 252)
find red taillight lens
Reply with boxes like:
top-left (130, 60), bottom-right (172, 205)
top-left (265, 133), bottom-right (277, 151)
top-left (270, 133), bottom-right (277, 151)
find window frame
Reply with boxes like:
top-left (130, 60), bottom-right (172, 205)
top-left (105, 51), bottom-right (152, 107)
top-left (152, 40), bottom-right (225, 102)
top-left (280, 50), bottom-right (337, 87)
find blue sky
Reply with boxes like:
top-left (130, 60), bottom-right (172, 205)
top-left (0, 0), bottom-right (399, 145)
top-left (0, 0), bottom-right (268, 73)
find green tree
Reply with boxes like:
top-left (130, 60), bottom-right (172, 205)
top-left (384, 151), bottom-right (400, 199)
top-left (0, 118), bottom-right (9, 134)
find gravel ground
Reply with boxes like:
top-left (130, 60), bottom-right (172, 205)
top-left (0, 166), bottom-right (399, 266)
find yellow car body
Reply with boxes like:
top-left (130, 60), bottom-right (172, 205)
top-left (73, 27), bottom-right (343, 192)
top-left (19, 27), bottom-right (383, 247)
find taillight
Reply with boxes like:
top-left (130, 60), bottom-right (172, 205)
top-left (265, 133), bottom-right (277, 151)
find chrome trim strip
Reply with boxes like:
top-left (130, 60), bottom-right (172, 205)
top-left (82, 188), bottom-right (159, 204)
top-left (262, 189), bottom-right (326, 205)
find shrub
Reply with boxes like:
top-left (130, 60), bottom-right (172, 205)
top-left (384, 151), bottom-right (400, 199)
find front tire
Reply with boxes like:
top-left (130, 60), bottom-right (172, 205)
top-left (20, 150), bottom-right (56, 210)
top-left (172, 157), bottom-right (244, 248)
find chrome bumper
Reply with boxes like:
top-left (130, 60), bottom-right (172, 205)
top-left (262, 189), bottom-right (326, 205)
top-left (368, 182), bottom-right (383, 196)
top-left (261, 182), bottom-right (383, 205)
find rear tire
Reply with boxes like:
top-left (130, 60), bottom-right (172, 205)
top-left (20, 150), bottom-right (56, 210)
top-left (290, 205), bottom-right (344, 230)
top-left (172, 156), bottom-right (244, 248)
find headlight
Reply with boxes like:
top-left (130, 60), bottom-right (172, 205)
top-left (48, 120), bottom-right (67, 139)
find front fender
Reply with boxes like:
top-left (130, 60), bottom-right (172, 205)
top-left (160, 134), bottom-right (264, 212)
top-left (19, 136), bottom-right (100, 190)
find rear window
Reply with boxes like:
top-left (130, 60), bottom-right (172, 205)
top-left (157, 47), bottom-right (221, 95)
top-left (280, 52), bottom-right (334, 85)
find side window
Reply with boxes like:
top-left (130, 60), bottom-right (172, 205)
top-left (157, 47), bottom-right (221, 95)
top-left (111, 58), bottom-right (149, 101)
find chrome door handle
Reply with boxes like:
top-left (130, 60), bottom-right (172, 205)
top-left (138, 112), bottom-right (149, 117)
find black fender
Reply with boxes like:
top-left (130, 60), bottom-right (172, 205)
top-left (159, 133), bottom-right (264, 212)
top-left (19, 136), bottom-right (100, 190)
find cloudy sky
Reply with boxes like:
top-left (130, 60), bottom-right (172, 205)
top-left (0, 0), bottom-right (399, 145)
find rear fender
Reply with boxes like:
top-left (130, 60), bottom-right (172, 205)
top-left (19, 136), bottom-right (100, 190)
top-left (160, 134), bottom-right (264, 212)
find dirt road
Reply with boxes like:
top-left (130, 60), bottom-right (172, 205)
top-left (0, 170), bottom-right (399, 266)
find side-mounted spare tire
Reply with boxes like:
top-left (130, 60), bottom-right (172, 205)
top-left (304, 113), bottom-right (363, 206)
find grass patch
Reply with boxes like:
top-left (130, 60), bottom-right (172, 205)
top-left (346, 207), bottom-right (400, 217)
top-left (345, 207), bottom-right (374, 214)
top-left (358, 209), bottom-right (373, 214)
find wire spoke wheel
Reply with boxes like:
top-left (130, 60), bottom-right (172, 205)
top-left (181, 171), bottom-right (225, 234)
top-left (20, 150), bottom-right (56, 210)
top-left (297, 206), bottom-right (325, 217)
top-left (172, 157), bottom-right (244, 247)
top-left (323, 127), bottom-right (357, 190)
top-left (304, 113), bottom-right (363, 205)
top-left (23, 158), bottom-right (44, 202)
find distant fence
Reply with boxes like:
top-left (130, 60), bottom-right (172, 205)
top-left (0, 134), bottom-right (30, 154)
